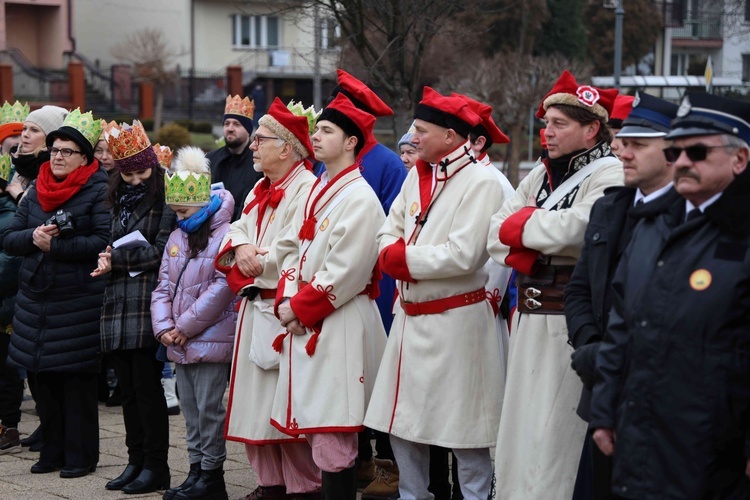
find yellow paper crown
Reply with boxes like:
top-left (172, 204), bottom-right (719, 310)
top-left (0, 101), bottom-right (29, 125)
top-left (62, 109), bottom-right (101, 147)
top-left (104, 120), bottom-right (152, 160)
top-left (0, 153), bottom-right (11, 182)
top-left (152, 143), bottom-right (173, 169)
top-left (224, 95), bottom-right (255, 119)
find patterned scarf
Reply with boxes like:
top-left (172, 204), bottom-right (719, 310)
top-left (118, 182), bottom-right (149, 228)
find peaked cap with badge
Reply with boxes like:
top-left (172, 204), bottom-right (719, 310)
top-left (616, 91), bottom-right (678, 138)
top-left (666, 91), bottom-right (750, 144)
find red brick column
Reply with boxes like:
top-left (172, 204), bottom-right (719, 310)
top-left (67, 61), bottom-right (85, 110)
top-left (226, 65), bottom-right (243, 97)
top-left (139, 82), bottom-right (154, 120)
top-left (0, 64), bottom-right (13, 103)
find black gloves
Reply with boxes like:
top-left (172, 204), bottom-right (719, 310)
top-left (571, 343), bottom-right (600, 390)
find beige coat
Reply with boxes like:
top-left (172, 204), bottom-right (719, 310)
top-left (487, 148), bottom-right (622, 499)
top-left (365, 141), bottom-right (506, 448)
top-left (271, 165), bottom-right (387, 435)
top-left (218, 162), bottom-right (315, 444)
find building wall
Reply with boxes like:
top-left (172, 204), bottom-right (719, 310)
top-left (2, 0), bottom-right (71, 67)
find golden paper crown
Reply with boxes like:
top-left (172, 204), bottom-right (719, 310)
top-left (224, 95), bottom-right (255, 119)
top-left (98, 119), bottom-right (116, 141)
top-left (62, 109), bottom-right (101, 147)
top-left (104, 120), bottom-right (152, 160)
top-left (0, 153), bottom-right (11, 182)
top-left (0, 101), bottom-right (29, 125)
top-left (152, 143), bottom-right (173, 169)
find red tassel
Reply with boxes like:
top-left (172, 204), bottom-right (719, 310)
top-left (298, 216), bottom-right (317, 241)
top-left (269, 188), bottom-right (284, 208)
top-left (305, 331), bottom-right (320, 357)
top-left (272, 332), bottom-right (288, 353)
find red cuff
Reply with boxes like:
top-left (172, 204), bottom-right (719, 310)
top-left (499, 207), bottom-right (539, 249)
top-left (378, 238), bottom-right (416, 283)
top-left (290, 282), bottom-right (336, 329)
top-left (505, 247), bottom-right (541, 275)
top-left (214, 239), bottom-right (234, 273)
top-left (225, 266), bottom-right (255, 295)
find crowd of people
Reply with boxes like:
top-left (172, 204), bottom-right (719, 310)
top-left (0, 65), bottom-right (749, 500)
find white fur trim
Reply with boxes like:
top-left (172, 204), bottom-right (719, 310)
top-left (172, 146), bottom-right (210, 174)
top-left (258, 115), bottom-right (309, 158)
top-left (543, 93), bottom-right (609, 121)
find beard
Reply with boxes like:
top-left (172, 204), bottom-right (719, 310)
top-left (253, 161), bottom-right (264, 173)
top-left (225, 136), bottom-right (247, 149)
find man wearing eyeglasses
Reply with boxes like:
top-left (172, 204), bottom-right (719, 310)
top-left (590, 92), bottom-right (750, 499)
top-left (564, 91), bottom-right (679, 499)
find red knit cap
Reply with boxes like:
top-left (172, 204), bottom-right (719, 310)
top-left (536, 70), bottom-right (618, 122)
top-left (258, 97), bottom-right (315, 159)
top-left (318, 94), bottom-right (376, 149)
top-left (609, 95), bottom-right (635, 123)
top-left (414, 87), bottom-right (481, 138)
top-left (453, 93), bottom-right (510, 145)
top-left (332, 69), bottom-right (393, 117)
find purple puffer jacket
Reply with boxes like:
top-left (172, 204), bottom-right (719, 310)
top-left (150, 189), bottom-right (238, 364)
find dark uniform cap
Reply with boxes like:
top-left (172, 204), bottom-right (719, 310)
top-left (616, 91), bottom-right (678, 138)
top-left (666, 91), bottom-right (750, 144)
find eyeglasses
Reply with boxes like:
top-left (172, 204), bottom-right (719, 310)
top-left (253, 134), bottom-right (281, 146)
top-left (50, 147), bottom-right (83, 158)
top-left (663, 144), bottom-right (729, 163)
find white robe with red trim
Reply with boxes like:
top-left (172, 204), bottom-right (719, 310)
top-left (270, 165), bottom-right (387, 435)
top-left (487, 152), bottom-right (622, 500)
top-left (217, 162), bottom-right (315, 444)
top-left (364, 141), bottom-right (506, 448)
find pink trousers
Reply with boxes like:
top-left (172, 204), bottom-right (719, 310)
top-left (306, 432), bottom-right (359, 472)
top-left (245, 442), bottom-right (321, 494)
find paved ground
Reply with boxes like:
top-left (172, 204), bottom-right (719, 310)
top-left (0, 393), bottom-right (260, 500)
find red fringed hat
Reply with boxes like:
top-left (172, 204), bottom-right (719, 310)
top-left (318, 93), bottom-right (376, 150)
top-left (332, 69), bottom-right (393, 117)
top-left (414, 87), bottom-right (481, 138)
top-left (609, 94), bottom-right (635, 123)
top-left (259, 97), bottom-right (315, 159)
top-left (453, 93), bottom-right (510, 146)
top-left (536, 70), bottom-right (618, 122)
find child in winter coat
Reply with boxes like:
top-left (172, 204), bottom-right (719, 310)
top-left (150, 146), bottom-right (237, 500)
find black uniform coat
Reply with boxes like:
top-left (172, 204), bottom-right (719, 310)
top-left (590, 168), bottom-right (750, 499)
top-left (4, 166), bottom-right (110, 373)
top-left (100, 196), bottom-right (175, 352)
top-left (207, 146), bottom-right (262, 221)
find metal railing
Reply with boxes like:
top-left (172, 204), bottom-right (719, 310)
top-left (671, 15), bottom-right (723, 39)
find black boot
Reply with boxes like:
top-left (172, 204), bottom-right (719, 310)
top-left (122, 467), bottom-right (171, 494)
top-left (174, 465), bottom-right (227, 500)
top-left (106, 464), bottom-right (141, 490)
top-left (321, 466), bottom-right (357, 500)
top-left (163, 462), bottom-right (201, 500)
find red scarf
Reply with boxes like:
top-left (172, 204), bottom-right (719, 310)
top-left (36, 160), bottom-right (100, 213)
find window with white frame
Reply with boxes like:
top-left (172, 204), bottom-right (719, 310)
top-left (232, 14), bottom-right (280, 48)
top-left (320, 17), bottom-right (340, 49)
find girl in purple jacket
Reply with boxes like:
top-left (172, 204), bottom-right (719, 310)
top-left (150, 147), bottom-right (237, 500)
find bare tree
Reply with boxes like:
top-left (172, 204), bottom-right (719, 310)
top-left (111, 28), bottom-right (185, 131)
top-left (439, 52), bottom-right (591, 187)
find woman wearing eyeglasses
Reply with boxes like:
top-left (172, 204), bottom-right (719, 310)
top-left (4, 110), bottom-right (110, 479)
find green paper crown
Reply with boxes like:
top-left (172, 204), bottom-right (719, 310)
top-left (287, 100), bottom-right (322, 135)
top-left (0, 101), bottom-right (29, 125)
top-left (0, 154), bottom-right (12, 182)
top-left (62, 108), bottom-right (101, 147)
top-left (165, 172), bottom-right (211, 205)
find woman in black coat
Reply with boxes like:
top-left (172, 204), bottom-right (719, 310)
top-left (4, 114), bottom-right (110, 478)
top-left (92, 122), bottom-right (174, 494)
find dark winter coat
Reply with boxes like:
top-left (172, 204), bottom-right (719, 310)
top-left (0, 193), bottom-right (21, 326)
top-left (100, 194), bottom-right (175, 352)
top-left (590, 168), bottom-right (750, 499)
top-left (565, 186), bottom-right (681, 420)
top-left (207, 146), bottom-right (262, 221)
top-left (4, 165), bottom-right (110, 373)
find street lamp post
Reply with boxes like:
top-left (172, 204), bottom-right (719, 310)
top-left (614, 0), bottom-right (624, 89)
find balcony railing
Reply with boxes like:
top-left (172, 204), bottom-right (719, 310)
top-left (671, 15), bottom-right (722, 39)
top-left (227, 45), bottom-right (340, 76)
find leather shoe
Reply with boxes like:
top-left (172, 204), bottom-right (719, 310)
top-left (106, 464), bottom-right (141, 490)
top-left (121, 468), bottom-right (170, 494)
top-left (30, 461), bottom-right (60, 474)
top-left (60, 464), bottom-right (96, 478)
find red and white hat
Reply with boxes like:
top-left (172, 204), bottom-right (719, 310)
top-left (258, 97), bottom-right (315, 159)
top-left (331, 69), bottom-right (393, 117)
top-left (453, 93), bottom-right (510, 146)
top-left (414, 87), bottom-right (481, 138)
top-left (536, 70), bottom-right (618, 122)
top-left (318, 93), bottom-right (376, 151)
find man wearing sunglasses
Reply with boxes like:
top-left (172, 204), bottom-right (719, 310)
top-left (565, 91), bottom-right (679, 499)
top-left (590, 92), bottom-right (750, 499)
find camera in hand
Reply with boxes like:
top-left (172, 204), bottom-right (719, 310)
top-left (45, 209), bottom-right (75, 239)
